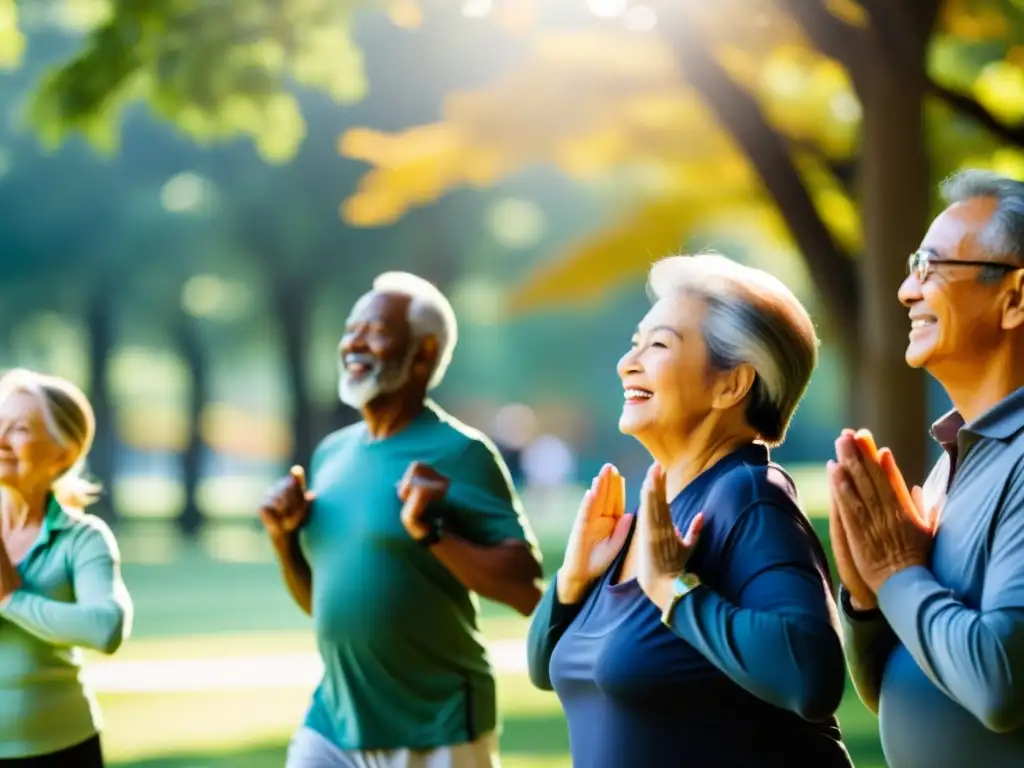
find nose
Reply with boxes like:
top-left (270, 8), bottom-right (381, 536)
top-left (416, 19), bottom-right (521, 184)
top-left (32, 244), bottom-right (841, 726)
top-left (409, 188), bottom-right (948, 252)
top-left (897, 272), bottom-right (923, 308)
top-left (617, 346), bottom-right (642, 380)
top-left (340, 329), bottom-right (368, 357)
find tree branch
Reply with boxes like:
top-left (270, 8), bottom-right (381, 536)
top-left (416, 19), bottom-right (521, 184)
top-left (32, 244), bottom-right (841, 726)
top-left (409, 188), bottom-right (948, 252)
top-left (929, 81), bottom-right (1024, 147)
top-left (663, 12), bottom-right (860, 336)
top-left (781, 0), bottom-right (869, 84)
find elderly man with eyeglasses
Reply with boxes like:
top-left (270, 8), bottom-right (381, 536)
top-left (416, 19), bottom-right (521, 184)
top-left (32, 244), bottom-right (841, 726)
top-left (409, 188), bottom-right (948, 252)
top-left (827, 170), bottom-right (1024, 768)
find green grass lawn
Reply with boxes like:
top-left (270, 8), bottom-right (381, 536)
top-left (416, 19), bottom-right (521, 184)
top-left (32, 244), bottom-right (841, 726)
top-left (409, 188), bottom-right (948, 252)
top-left (95, 494), bottom-right (886, 768)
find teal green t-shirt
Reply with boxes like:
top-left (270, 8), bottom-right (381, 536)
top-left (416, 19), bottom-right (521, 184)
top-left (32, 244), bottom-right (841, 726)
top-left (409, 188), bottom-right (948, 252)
top-left (300, 400), bottom-right (538, 751)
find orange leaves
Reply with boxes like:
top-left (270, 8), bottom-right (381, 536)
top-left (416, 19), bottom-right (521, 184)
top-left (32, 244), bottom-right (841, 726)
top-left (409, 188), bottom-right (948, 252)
top-left (340, 29), bottom-right (733, 225)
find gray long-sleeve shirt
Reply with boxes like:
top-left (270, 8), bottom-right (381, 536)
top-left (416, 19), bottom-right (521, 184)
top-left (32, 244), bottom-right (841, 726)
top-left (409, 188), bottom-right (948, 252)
top-left (841, 386), bottom-right (1024, 767)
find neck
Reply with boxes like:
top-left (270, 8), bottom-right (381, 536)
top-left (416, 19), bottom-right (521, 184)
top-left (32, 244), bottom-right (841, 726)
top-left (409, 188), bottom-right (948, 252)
top-left (1, 485), bottom-right (49, 533)
top-left (933, 342), bottom-right (1024, 423)
top-left (361, 388), bottom-right (428, 439)
top-left (647, 418), bottom-right (758, 501)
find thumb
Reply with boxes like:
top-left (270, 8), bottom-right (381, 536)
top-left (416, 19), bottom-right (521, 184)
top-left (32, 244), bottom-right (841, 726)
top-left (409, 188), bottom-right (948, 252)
top-left (610, 512), bottom-right (634, 546)
top-left (911, 485), bottom-right (924, 511)
top-left (290, 465), bottom-right (306, 491)
top-left (681, 512), bottom-right (704, 549)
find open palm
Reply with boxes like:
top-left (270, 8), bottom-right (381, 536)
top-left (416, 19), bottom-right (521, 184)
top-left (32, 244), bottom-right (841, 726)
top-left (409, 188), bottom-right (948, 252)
top-left (558, 464), bottom-right (633, 603)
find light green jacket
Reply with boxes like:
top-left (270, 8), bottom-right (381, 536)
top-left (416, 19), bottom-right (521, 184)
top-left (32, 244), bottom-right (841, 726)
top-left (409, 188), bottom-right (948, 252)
top-left (0, 497), bottom-right (132, 758)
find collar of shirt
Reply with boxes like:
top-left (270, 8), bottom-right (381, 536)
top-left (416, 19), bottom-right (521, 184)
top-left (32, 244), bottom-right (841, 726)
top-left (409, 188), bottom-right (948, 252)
top-left (30, 495), bottom-right (76, 553)
top-left (930, 385), bottom-right (1024, 468)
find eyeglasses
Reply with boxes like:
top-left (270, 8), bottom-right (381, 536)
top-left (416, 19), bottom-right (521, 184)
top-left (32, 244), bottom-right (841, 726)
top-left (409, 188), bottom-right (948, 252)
top-left (907, 250), bottom-right (1021, 283)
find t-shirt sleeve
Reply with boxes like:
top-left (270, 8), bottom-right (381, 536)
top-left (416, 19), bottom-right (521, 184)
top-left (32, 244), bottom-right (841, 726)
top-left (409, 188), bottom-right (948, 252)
top-left (443, 437), bottom-right (538, 548)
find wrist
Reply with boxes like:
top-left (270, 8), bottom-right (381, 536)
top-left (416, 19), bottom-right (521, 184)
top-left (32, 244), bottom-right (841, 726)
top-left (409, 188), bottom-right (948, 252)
top-left (840, 585), bottom-right (879, 618)
top-left (556, 572), bottom-right (588, 604)
top-left (848, 592), bottom-right (877, 612)
top-left (271, 531), bottom-right (302, 558)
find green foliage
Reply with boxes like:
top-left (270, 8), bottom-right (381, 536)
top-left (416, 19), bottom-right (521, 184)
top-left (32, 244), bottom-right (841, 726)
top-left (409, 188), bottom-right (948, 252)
top-left (28, 0), bottom-right (384, 161)
top-left (0, 0), bottom-right (24, 68)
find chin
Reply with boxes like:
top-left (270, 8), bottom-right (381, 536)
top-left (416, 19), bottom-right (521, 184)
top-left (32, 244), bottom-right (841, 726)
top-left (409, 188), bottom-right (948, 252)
top-left (904, 344), bottom-right (933, 370)
top-left (618, 413), bottom-right (643, 437)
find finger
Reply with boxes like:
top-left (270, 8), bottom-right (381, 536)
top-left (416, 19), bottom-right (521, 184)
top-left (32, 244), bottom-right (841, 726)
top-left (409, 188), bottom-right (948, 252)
top-left (610, 512), bottom-right (634, 548)
top-left (304, 491), bottom-right (317, 502)
top-left (651, 465), bottom-right (673, 527)
top-left (576, 489), bottom-right (595, 520)
top-left (831, 464), bottom-right (868, 529)
top-left (878, 448), bottom-right (922, 523)
top-left (835, 435), bottom-right (883, 514)
top-left (612, 466), bottom-right (626, 519)
top-left (853, 429), bottom-right (880, 461)
top-left (680, 512), bottom-right (704, 549)
top-left (910, 484), bottom-right (936, 529)
top-left (290, 465), bottom-right (306, 492)
top-left (595, 464), bottom-right (614, 517)
top-left (911, 484), bottom-right (925, 511)
top-left (259, 508), bottom-right (280, 533)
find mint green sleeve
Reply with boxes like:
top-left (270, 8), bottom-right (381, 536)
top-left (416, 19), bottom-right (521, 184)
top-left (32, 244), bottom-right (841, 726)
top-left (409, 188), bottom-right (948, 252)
top-left (444, 438), bottom-right (539, 550)
top-left (0, 519), bottom-right (132, 654)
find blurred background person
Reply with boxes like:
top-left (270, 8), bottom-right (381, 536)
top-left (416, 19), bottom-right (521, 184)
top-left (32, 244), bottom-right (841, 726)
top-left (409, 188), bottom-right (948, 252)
top-left (260, 273), bottom-right (542, 768)
top-left (527, 255), bottom-right (852, 767)
top-left (0, 369), bottom-right (132, 767)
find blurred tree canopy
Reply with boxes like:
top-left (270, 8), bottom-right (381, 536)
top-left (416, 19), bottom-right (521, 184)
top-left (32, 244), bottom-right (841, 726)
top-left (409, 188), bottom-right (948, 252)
top-left (8, 0), bottom-right (1024, 480)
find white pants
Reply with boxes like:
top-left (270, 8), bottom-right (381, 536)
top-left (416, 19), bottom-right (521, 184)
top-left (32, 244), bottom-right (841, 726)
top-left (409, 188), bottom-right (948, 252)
top-left (285, 726), bottom-right (500, 768)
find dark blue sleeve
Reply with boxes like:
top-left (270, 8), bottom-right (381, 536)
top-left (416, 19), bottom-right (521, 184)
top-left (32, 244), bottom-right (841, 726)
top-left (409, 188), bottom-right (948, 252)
top-left (666, 502), bottom-right (847, 721)
top-left (527, 573), bottom-right (586, 691)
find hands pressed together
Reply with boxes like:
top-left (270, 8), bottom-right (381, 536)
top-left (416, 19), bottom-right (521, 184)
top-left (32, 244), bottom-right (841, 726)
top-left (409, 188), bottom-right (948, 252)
top-left (827, 429), bottom-right (935, 612)
top-left (259, 461), bottom-right (451, 545)
top-left (557, 462), bottom-right (702, 610)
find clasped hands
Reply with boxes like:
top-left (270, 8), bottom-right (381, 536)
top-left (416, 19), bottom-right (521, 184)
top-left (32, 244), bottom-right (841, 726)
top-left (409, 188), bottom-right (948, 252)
top-left (260, 461), bottom-right (449, 543)
top-left (828, 429), bottom-right (935, 611)
top-left (557, 463), bottom-right (702, 611)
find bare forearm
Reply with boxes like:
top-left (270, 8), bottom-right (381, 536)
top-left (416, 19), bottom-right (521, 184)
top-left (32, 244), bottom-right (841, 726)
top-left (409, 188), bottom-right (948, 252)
top-left (272, 535), bottom-right (313, 616)
top-left (430, 535), bottom-right (542, 616)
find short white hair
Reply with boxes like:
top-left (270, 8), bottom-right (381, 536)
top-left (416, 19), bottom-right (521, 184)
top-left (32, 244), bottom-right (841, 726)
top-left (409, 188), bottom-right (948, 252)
top-left (372, 271), bottom-right (458, 390)
top-left (648, 253), bottom-right (819, 445)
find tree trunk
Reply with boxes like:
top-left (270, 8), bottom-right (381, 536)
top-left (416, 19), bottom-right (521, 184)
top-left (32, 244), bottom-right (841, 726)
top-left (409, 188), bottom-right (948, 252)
top-left (854, 8), bottom-right (936, 486)
top-left (85, 292), bottom-right (117, 523)
top-left (174, 310), bottom-right (206, 537)
top-left (273, 281), bottom-right (315, 468)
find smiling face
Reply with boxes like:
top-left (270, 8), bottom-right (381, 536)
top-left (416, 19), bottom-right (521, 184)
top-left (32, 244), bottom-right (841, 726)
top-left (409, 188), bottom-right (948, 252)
top-left (338, 291), bottom-right (425, 409)
top-left (617, 292), bottom-right (720, 441)
top-left (0, 390), bottom-right (71, 495)
top-left (898, 196), bottom-right (1021, 373)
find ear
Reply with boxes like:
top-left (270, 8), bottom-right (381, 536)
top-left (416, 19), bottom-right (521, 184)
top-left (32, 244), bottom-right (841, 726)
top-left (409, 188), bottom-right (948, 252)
top-left (48, 446), bottom-right (74, 481)
top-left (711, 363), bottom-right (756, 410)
top-left (1001, 271), bottom-right (1024, 331)
top-left (413, 335), bottom-right (439, 377)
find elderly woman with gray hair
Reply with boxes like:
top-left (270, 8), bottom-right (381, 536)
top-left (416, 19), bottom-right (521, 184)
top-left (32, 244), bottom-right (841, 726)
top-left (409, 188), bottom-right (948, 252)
top-left (527, 254), bottom-right (852, 766)
top-left (0, 369), bottom-right (132, 767)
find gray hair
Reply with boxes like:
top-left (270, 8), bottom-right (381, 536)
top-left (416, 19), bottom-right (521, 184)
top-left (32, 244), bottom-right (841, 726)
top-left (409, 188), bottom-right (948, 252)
top-left (939, 170), bottom-right (1024, 274)
top-left (647, 253), bottom-right (819, 446)
top-left (372, 271), bottom-right (458, 390)
top-left (0, 368), bottom-right (101, 508)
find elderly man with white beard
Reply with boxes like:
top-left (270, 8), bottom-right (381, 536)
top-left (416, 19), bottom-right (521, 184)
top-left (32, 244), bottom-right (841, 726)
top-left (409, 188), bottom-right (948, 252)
top-left (259, 272), bottom-right (542, 768)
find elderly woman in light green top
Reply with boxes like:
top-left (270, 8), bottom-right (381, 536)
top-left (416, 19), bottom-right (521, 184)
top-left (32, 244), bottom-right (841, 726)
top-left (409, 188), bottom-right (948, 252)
top-left (0, 369), bottom-right (132, 767)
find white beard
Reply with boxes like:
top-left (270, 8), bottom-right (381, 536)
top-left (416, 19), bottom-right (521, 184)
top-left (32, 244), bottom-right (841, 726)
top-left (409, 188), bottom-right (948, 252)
top-left (338, 347), bottom-right (417, 409)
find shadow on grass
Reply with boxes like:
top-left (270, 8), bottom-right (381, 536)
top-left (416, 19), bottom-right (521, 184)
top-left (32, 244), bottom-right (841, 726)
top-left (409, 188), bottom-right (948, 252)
top-left (110, 741), bottom-right (287, 768)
